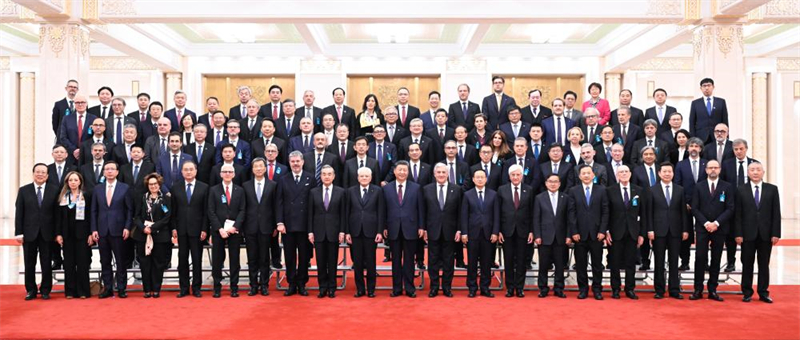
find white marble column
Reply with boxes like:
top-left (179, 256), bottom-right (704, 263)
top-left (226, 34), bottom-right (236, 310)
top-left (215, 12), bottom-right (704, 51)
top-left (19, 72), bottom-right (36, 187)
top-left (693, 24), bottom-right (745, 137)
top-left (165, 73), bottom-right (183, 109)
top-left (604, 73), bottom-right (622, 110)
top-left (751, 72), bottom-right (768, 174)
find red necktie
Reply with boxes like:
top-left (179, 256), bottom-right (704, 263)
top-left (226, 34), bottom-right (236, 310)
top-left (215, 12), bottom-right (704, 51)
top-left (268, 162), bottom-right (274, 181)
top-left (514, 186), bottom-right (520, 209)
top-left (272, 105), bottom-right (278, 121)
top-left (176, 109), bottom-right (182, 123)
top-left (336, 106), bottom-right (342, 122)
top-left (401, 106), bottom-right (407, 125)
top-left (77, 114), bottom-right (84, 144)
top-left (225, 185), bottom-right (231, 206)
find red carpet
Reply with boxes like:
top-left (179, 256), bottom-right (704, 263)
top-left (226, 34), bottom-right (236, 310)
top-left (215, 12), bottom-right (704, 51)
top-left (1, 284), bottom-right (798, 339)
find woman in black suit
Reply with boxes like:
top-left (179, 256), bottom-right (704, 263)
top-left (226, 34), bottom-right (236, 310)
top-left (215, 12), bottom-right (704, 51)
top-left (55, 171), bottom-right (93, 299)
top-left (132, 173), bottom-right (172, 298)
top-left (354, 94), bottom-right (384, 141)
top-left (668, 129), bottom-right (691, 165)
top-left (467, 114), bottom-right (491, 149)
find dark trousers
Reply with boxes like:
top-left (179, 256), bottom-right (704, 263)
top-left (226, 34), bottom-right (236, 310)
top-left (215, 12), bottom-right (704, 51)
top-left (653, 235), bottom-right (682, 295)
top-left (177, 234), bottom-right (203, 293)
top-left (537, 244), bottom-right (565, 293)
top-left (502, 234), bottom-right (527, 291)
top-left (211, 232), bottom-right (243, 290)
top-left (574, 238), bottom-right (604, 293)
top-left (741, 237), bottom-right (773, 298)
top-left (610, 234), bottom-right (638, 292)
top-left (351, 235), bottom-right (377, 293)
top-left (245, 233), bottom-right (271, 288)
top-left (639, 241), bottom-right (651, 267)
top-left (680, 232), bottom-right (693, 266)
top-left (415, 238), bottom-right (426, 265)
top-left (270, 232), bottom-right (282, 266)
top-left (62, 235), bottom-right (91, 297)
top-left (725, 234), bottom-right (738, 267)
top-left (391, 235), bottom-right (417, 294)
top-left (314, 240), bottom-right (339, 291)
top-left (454, 241), bottom-right (465, 264)
top-left (23, 234), bottom-right (52, 294)
top-left (124, 237), bottom-right (136, 268)
top-left (427, 235), bottom-right (454, 291)
top-left (466, 235), bottom-right (493, 292)
top-left (51, 240), bottom-right (63, 266)
top-left (137, 240), bottom-right (171, 293)
top-left (283, 231), bottom-right (310, 288)
top-left (98, 235), bottom-right (127, 291)
top-left (694, 231), bottom-right (725, 293)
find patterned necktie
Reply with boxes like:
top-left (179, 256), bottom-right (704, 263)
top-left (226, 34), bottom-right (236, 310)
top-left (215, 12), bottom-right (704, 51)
top-left (186, 183), bottom-right (193, 203)
top-left (754, 185), bottom-right (760, 208)
top-left (316, 154), bottom-right (322, 186)
top-left (458, 145), bottom-right (464, 161)
top-left (272, 105), bottom-right (278, 121)
top-left (216, 130), bottom-right (221, 146)
top-left (438, 185), bottom-right (445, 210)
top-left (623, 187), bottom-right (629, 206)
top-left (397, 184), bottom-right (403, 204)
top-left (514, 186), bottom-right (520, 209)
top-left (37, 186), bottom-right (43, 207)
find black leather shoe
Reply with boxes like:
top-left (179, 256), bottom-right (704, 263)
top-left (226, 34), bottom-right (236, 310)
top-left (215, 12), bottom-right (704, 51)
top-left (284, 286), bottom-right (296, 296)
top-left (406, 291), bottom-right (416, 298)
top-left (192, 291), bottom-right (202, 298)
top-left (442, 290), bottom-right (453, 298)
top-left (390, 291), bottom-right (402, 297)
top-left (708, 292), bottom-right (723, 301)
top-left (516, 290), bottom-right (525, 298)
top-left (328, 290), bottom-right (335, 298)
top-left (593, 292), bottom-right (603, 300)
top-left (505, 290), bottom-right (514, 298)
top-left (367, 291), bottom-right (376, 298)
top-left (118, 291), bottom-right (128, 299)
top-left (654, 293), bottom-right (664, 299)
top-left (538, 291), bottom-right (548, 298)
top-left (611, 290), bottom-right (621, 299)
top-left (143, 292), bottom-right (151, 298)
top-left (416, 262), bottom-right (426, 270)
top-left (678, 264), bottom-right (690, 271)
top-left (153, 292), bottom-right (160, 298)
top-left (260, 286), bottom-right (269, 296)
top-left (526, 264), bottom-right (534, 271)
top-left (298, 287), bottom-right (309, 296)
top-left (759, 296), bottom-right (773, 303)
top-left (230, 290), bottom-right (239, 298)
top-left (468, 290), bottom-right (476, 298)
top-left (25, 292), bottom-right (37, 300)
top-left (272, 262), bottom-right (283, 269)
top-left (428, 290), bottom-right (438, 298)
top-left (724, 264), bottom-right (735, 272)
top-left (669, 293), bottom-right (684, 300)
top-left (355, 291), bottom-right (365, 298)
top-left (317, 290), bottom-right (327, 298)
top-left (742, 296), bottom-right (752, 302)
top-left (491, 262), bottom-right (500, 269)
top-left (639, 264), bottom-right (650, 271)
top-left (577, 291), bottom-right (588, 299)
top-left (177, 292), bottom-right (189, 298)
top-left (554, 291), bottom-right (566, 298)
top-left (625, 291), bottom-right (639, 300)
top-left (689, 291), bottom-right (703, 300)
top-left (455, 261), bottom-right (466, 269)
top-left (213, 290), bottom-right (221, 298)
top-left (480, 290), bottom-right (494, 298)
top-left (248, 287), bottom-right (258, 296)
top-left (41, 293), bottom-right (50, 300)
top-left (383, 257), bottom-right (391, 263)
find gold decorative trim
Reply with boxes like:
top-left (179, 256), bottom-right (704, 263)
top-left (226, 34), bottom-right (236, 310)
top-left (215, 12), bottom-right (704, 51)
top-left (0, 57), bottom-right (10, 70)
top-left (777, 58), bottom-right (800, 71)
top-left (633, 58), bottom-right (694, 71)
top-left (39, 25), bottom-right (67, 56)
top-left (446, 59), bottom-right (486, 72)
top-left (300, 59), bottom-right (342, 72)
top-left (90, 57), bottom-right (154, 70)
top-left (100, 0), bottom-right (136, 16)
top-left (646, 0), bottom-right (681, 16)
top-left (1, 0), bottom-right (18, 15)
top-left (692, 26), bottom-right (713, 60)
top-left (715, 25), bottom-right (743, 57)
top-left (71, 26), bottom-right (90, 58)
top-left (682, 0), bottom-right (701, 23)
top-left (765, 0), bottom-right (800, 16)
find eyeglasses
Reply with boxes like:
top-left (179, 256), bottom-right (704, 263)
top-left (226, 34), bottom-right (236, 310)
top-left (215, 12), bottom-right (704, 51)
top-left (714, 130), bottom-right (727, 134)
top-left (220, 170), bottom-right (235, 174)
top-left (73, 101), bottom-right (87, 105)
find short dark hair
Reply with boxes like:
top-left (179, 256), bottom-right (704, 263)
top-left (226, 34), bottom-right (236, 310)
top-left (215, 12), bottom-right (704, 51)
top-left (472, 168), bottom-right (487, 177)
top-left (103, 160), bottom-right (119, 170)
top-left (149, 101), bottom-right (163, 110)
top-left (97, 86), bottom-right (114, 96)
top-left (577, 163), bottom-right (594, 173)
top-left (588, 82), bottom-right (602, 93)
top-left (506, 105), bottom-right (521, 115)
top-left (137, 92), bottom-right (150, 100)
top-left (52, 144), bottom-right (67, 151)
top-left (206, 96), bottom-right (219, 103)
top-left (435, 108), bottom-right (448, 116)
top-left (620, 89), bottom-right (632, 96)
top-left (653, 88), bottom-right (667, 97)
top-left (658, 162), bottom-right (674, 171)
top-left (354, 136), bottom-right (369, 144)
top-left (181, 160), bottom-right (197, 169)
top-left (428, 90), bottom-right (441, 99)
top-left (268, 85), bottom-right (283, 94)
top-left (332, 87), bottom-right (346, 96)
top-left (492, 76), bottom-right (505, 83)
top-left (530, 122), bottom-right (543, 131)
top-left (545, 173), bottom-right (561, 181)
top-left (130, 144), bottom-right (144, 152)
top-left (563, 90), bottom-right (577, 100)
top-left (528, 89), bottom-right (542, 97)
top-left (219, 143), bottom-right (236, 153)
top-left (700, 78), bottom-right (714, 86)
top-left (32, 163), bottom-right (48, 172)
top-left (168, 131), bottom-right (182, 140)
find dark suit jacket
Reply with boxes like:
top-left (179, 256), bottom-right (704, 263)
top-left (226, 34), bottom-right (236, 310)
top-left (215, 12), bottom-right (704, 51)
top-left (297, 106), bottom-right (324, 133)
top-left (260, 102), bottom-right (284, 120)
top-left (447, 101), bottom-right (481, 132)
top-left (215, 138), bottom-right (252, 167)
top-left (385, 161), bottom-right (433, 187)
top-left (238, 116), bottom-right (265, 142)
top-left (648, 183), bottom-right (690, 237)
top-left (163, 108), bottom-right (197, 132)
top-left (131, 194), bottom-right (172, 243)
top-left (425, 126), bottom-right (456, 153)
top-left (520, 105), bottom-right (552, 125)
top-left (467, 162), bottom-right (502, 191)
top-left (111, 143), bottom-right (134, 166)
top-left (47, 162), bottom-right (78, 188)
top-left (454, 143), bottom-right (479, 166)
top-left (497, 183), bottom-right (533, 238)
top-left (52, 98), bottom-right (71, 135)
top-left (540, 161), bottom-right (575, 192)
top-left (644, 105), bottom-right (677, 135)
top-left (343, 157), bottom-right (381, 188)
top-left (251, 136), bottom-right (287, 165)
top-left (568, 184), bottom-right (609, 240)
top-left (383, 181), bottom-right (425, 240)
top-left (499, 122), bottom-right (531, 147)
top-left (139, 119), bottom-right (159, 145)
top-left (441, 159), bottom-right (469, 189)
top-left (669, 148), bottom-right (689, 166)
top-left (689, 97), bottom-right (728, 143)
top-left (702, 140), bottom-right (734, 163)
top-left (207, 183), bottom-right (246, 232)
top-left (322, 104), bottom-right (357, 138)
top-left (14, 183), bottom-right (59, 241)
top-left (572, 162), bottom-right (609, 189)
top-left (691, 180), bottom-right (735, 235)
top-left (541, 116), bottom-right (574, 146)
top-left (533, 190), bottom-right (576, 245)
top-left (422, 182), bottom-right (462, 241)
top-left (674, 157), bottom-right (707, 202)
top-left (155, 152), bottom-right (194, 193)
top-left (79, 138), bottom-right (114, 167)
top-left (385, 124), bottom-right (409, 146)
top-left (307, 185), bottom-right (347, 241)
top-left (346, 185), bottom-right (385, 238)
top-left (630, 137), bottom-right (669, 165)
top-left (631, 164), bottom-right (660, 189)
top-left (104, 115), bottom-right (138, 143)
top-left (606, 183), bottom-right (648, 241)
top-left (274, 115), bottom-right (302, 141)
top-left (288, 135), bottom-right (315, 155)
top-left (583, 124), bottom-right (604, 146)
top-left (276, 171), bottom-right (316, 232)
top-left (170, 180), bottom-right (209, 237)
top-left (88, 104), bottom-right (111, 120)
top-left (229, 104), bottom-right (249, 121)
top-left (303, 151), bottom-right (343, 186)
top-left (80, 162), bottom-right (107, 193)
top-left (398, 135), bottom-right (439, 165)
top-left (184, 142), bottom-right (216, 185)
top-left (612, 124), bottom-right (643, 164)
top-left (460, 188), bottom-right (499, 240)
top-left (119, 161), bottom-right (155, 203)
top-left (90, 181), bottom-right (134, 237)
top-left (396, 105), bottom-right (421, 129)
top-left (610, 106), bottom-right (645, 127)
top-left (721, 157), bottom-right (758, 187)
top-left (502, 156), bottom-right (542, 189)
top-left (209, 162), bottom-right (247, 187)
top-left (368, 141), bottom-right (397, 182)
top-left (242, 179), bottom-right (278, 235)
top-left (481, 93), bottom-right (517, 128)
top-left (327, 139), bottom-right (357, 163)
top-left (734, 182), bottom-right (781, 241)
top-left (58, 112), bottom-right (97, 158)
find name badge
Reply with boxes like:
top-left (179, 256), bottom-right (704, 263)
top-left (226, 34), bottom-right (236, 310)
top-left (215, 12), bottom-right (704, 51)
top-left (221, 194), bottom-right (227, 204)
top-left (387, 153), bottom-right (392, 161)
top-left (161, 204), bottom-right (169, 213)
top-left (237, 150), bottom-right (243, 160)
top-left (65, 108), bottom-right (71, 116)
top-left (523, 168), bottom-right (530, 176)
top-left (259, 131), bottom-right (263, 138)
top-left (316, 117), bottom-right (321, 125)
top-left (75, 200), bottom-right (86, 221)
top-left (719, 192), bottom-right (726, 202)
top-left (475, 142), bottom-right (481, 149)
top-left (99, 177), bottom-right (105, 183)
top-left (592, 176), bottom-right (598, 184)
top-left (617, 137), bottom-right (624, 145)
top-left (275, 166), bottom-right (282, 174)
top-left (88, 126), bottom-right (93, 135)
top-left (595, 135), bottom-right (601, 143)
top-left (632, 196), bottom-right (639, 207)
top-left (566, 154), bottom-right (571, 163)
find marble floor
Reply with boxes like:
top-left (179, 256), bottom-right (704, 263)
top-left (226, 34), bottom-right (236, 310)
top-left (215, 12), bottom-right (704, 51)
top-left (1, 218), bottom-right (798, 288)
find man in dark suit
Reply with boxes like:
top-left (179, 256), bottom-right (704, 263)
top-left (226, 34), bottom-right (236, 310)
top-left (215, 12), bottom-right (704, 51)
top-left (644, 88), bottom-right (677, 135)
top-left (630, 119), bottom-right (670, 165)
top-left (127, 92), bottom-right (150, 125)
top-left (214, 120), bottom-right (252, 168)
top-left (383, 161), bottom-right (425, 298)
top-left (541, 98), bottom-right (574, 146)
top-left (207, 163), bottom-right (246, 298)
top-left (143, 117), bottom-right (172, 164)
top-left (80, 142), bottom-right (109, 198)
top-left (454, 126), bottom-right (479, 166)
top-left (734, 162), bottom-right (781, 303)
top-left (533, 174), bottom-right (575, 298)
top-left (689, 160), bottom-right (733, 302)
top-left (702, 123), bottom-right (735, 164)
top-left (139, 102), bottom-right (164, 145)
top-left (609, 89), bottom-right (645, 127)
top-left (499, 106), bottom-right (531, 147)
top-left (252, 119), bottom-right (288, 166)
top-left (383, 106), bottom-right (409, 146)
top-left (343, 137), bottom-right (381, 188)
top-left (79, 118), bottom-right (114, 167)
top-left (497, 165), bottom-right (534, 297)
top-left (648, 162), bottom-right (690, 299)
top-left (207, 110), bottom-right (229, 147)
top-left (276, 151), bottom-right (315, 296)
top-left (274, 100), bottom-right (303, 141)
top-left (526, 124), bottom-right (549, 164)
top-left (228, 85), bottom-right (253, 121)
top-left (502, 138), bottom-right (542, 189)
top-left (425, 109), bottom-right (455, 153)
top-left (605, 144), bottom-right (627, 185)
top-left (118, 145), bottom-right (154, 205)
top-left (469, 145), bottom-right (502, 191)
top-left (327, 124), bottom-right (356, 163)
top-left (298, 90), bottom-right (325, 133)
top-left (447, 83), bottom-right (481, 132)
top-left (155, 132), bottom-right (193, 192)
top-left (163, 90), bottom-right (197, 132)
top-left (395, 87), bottom-right (421, 129)
top-left (105, 98), bottom-right (138, 145)
top-left (238, 99), bottom-right (264, 142)
top-left (481, 76), bottom-right (517, 129)
top-left (399, 119), bottom-right (439, 165)
top-left (612, 106), bottom-right (644, 164)
top-left (690, 78), bottom-right (729, 144)
top-left (288, 117), bottom-right (315, 155)
top-left (110, 124), bottom-right (138, 166)
top-left (307, 166), bottom-right (346, 298)
top-left (540, 143), bottom-right (575, 192)
top-left (15, 164), bottom-right (59, 300)
top-left (259, 85), bottom-right (284, 120)
top-left (345, 167), bottom-right (385, 297)
top-left (304, 133), bottom-right (342, 187)
top-left (422, 163), bottom-right (463, 298)
top-left (658, 112), bottom-right (684, 149)
top-left (442, 140), bottom-right (469, 189)
top-left (460, 169), bottom-right (499, 298)
top-left (674, 137), bottom-right (707, 270)
top-left (184, 124), bottom-right (215, 185)
top-left (368, 125), bottom-right (397, 184)
top-left (321, 87), bottom-right (356, 134)
top-left (90, 161), bottom-right (134, 298)
top-left (569, 164), bottom-right (610, 300)
top-left (606, 165), bottom-right (647, 299)
top-left (58, 95), bottom-right (95, 165)
top-left (48, 144), bottom-right (77, 189)
top-left (520, 89), bottom-right (553, 125)
top-left (242, 158), bottom-right (279, 297)
top-left (209, 144), bottom-right (247, 187)
top-left (170, 161), bottom-right (208, 298)
top-left (52, 79), bottom-right (79, 136)
top-left (721, 139), bottom-right (758, 272)
top-left (575, 143), bottom-right (609, 187)
top-left (87, 86), bottom-right (114, 120)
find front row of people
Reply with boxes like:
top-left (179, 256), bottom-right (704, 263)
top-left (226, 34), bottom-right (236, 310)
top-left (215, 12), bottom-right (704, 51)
top-left (16, 151), bottom-right (780, 302)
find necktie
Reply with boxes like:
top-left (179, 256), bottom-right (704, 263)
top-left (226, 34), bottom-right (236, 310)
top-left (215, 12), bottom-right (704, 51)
top-left (462, 103), bottom-right (468, 119)
top-left (616, 162), bottom-right (622, 179)
top-left (449, 162), bottom-right (456, 184)
top-left (737, 161), bottom-right (745, 186)
top-left (514, 186), bottom-right (520, 209)
top-left (377, 144), bottom-right (384, 168)
top-left (241, 106), bottom-right (247, 120)
top-left (458, 145), bottom-right (464, 161)
top-left (216, 130), bottom-right (221, 145)
top-left (197, 145), bottom-right (203, 161)
top-left (225, 185), bottom-right (231, 206)
top-left (565, 109), bottom-right (571, 120)
top-left (553, 163), bottom-right (558, 174)
top-left (754, 185), bottom-right (760, 208)
top-left (176, 109), bottom-right (182, 123)
top-left (362, 188), bottom-right (367, 203)
top-left (106, 185), bottom-right (113, 206)
top-left (102, 106), bottom-right (107, 119)
top-left (692, 160), bottom-right (698, 182)
top-left (116, 117), bottom-right (122, 144)
top-left (340, 142), bottom-right (346, 162)
top-left (606, 147), bottom-right (611, 163)
top-left (413, 164), bottom-right (418, 182)
top-left (286, 118), bottom-right (291, 132)
top-left (389, 125), bottom-right (395, 141)
top-left (496, 94), bottom-right (501, 111)
top-left (306, 108), bottom-right (312, 119)
top-left (478, 190), bottom-right (484, 207)
top-left (717, 142), bottom-right (724, 164)
top-left (710, 181), bottom-right (716, 196)
top-left (534, 144), bottom-right (540, 160)
top-left (186, 183), bottom-right (193, 203)
top-left (555, 117), bottom-right (562, 145)
top-left (648, 139), bottom-right (653, 147)
top-left (126, 144), bottom-right (131, 162)
top-left (95, 164), bottom-right (101, 181)
top-left (336, 106), bottom-right (342, 122)
top-left (295, 175), bottom-right (300, 184)
top-left (533, 107), bottom-right (538, 117)
top-left (648, 167), bottom-right (656, 187)
top-left (622, 125), bottom-right (627, 143)
top-left (397, 184), bottom-right (403, 204)
top-left (77, 114), bottom-right (84, 144)
top-left (36, 186), bottom-right (43, 207)
top-left (304, 135), bottom-right (309, 149)
top-left (414, 138), bottom-right (419, 145)
top-left (268, 163), bottom-right (274, 181)
top-left (69, 100), bottom-right (74, 112)
top-left (249, 118), bottom-right (255, 131)
top-left (438, 184), bottom-right (445, 210)
top-left (657, 107), bottom-right (663, 123)
top-left (665, 185), bottom-right (671, 206)
top-left (256, 182), bottom-right (262, 203)
top-left (161, 138), bottom-right (167, 153)
top-left (513, 124), bottom-right (519, 138)
top-left (316, 154), bottom-right (322, 186)
top-left (401, 106), bottom-right (407, 126)
top-left (623, 187), bottom-right (629, 206)
top-left (588, 126), bottom-right (594, 143)
top-left (484, 164), bottom-right (489, 177)
top-left (439, 128), bottom-right (444, 140)
top-left (706, 97), bottom-right (712, 116)
top-left (173, 154), bottom-right (179, 179)
top-left (359, 159), bottom-right (364, 169)
top-left (518, 157), bottom-right (523, 167)
top-left (551, 193), bottom-right (558, 214)
top-left (140, 112), bottom-right (146, 122)
top-left (133, 164), bottom-right (140, 182)
top-left (585, 186), bottom-right (591, 206)
top-left (273, 105), bottom-right (278, 121)
top-left (57, 166), bottom-right (63, 181)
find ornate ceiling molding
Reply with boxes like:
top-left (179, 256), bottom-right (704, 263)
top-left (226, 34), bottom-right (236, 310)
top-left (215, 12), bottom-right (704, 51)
top-left (0, 57), bottom-right (10, 70)
top-left (0, 0), bottom-right (18, 15)
top-left (765, 0), bottom-right (800, 16)
top-left (646, 0), bottom-right (682, 16)
top-left (777, 58), bottom-right (800, 72)
top-left (90, 57), bottom-right (154, 70)
top-left (300, 59), bottom-right (342, 73)
top-left (100, 0), bottom-right (136, 16)
top-left (632, 57), bottom-right (693, 71)
top-left (715, 25), bottom-right (743, 57)
top-left (446, 59), bottom-right (486, 72)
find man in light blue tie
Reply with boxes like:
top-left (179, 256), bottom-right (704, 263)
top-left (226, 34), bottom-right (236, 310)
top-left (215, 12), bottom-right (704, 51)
top-left (690, 78), bottom-right (729, 144)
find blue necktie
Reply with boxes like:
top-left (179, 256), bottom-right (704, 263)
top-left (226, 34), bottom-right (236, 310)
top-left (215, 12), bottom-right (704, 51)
top-left (315, 154), bottom-right (322, 186)
top-left (197, 145), bottom-right (203, 161)
top-left (377, 144), bottom-right (383, 168)
top-left (606, 147), bottom-right (611, 163)
top-left (462, 103), bottom-right (468, 120)
top-left (706, 97), bottom-right (712, 116)
top-left (115, 117), bottom-right (122, 144)
top-left (534, 144), bottom-right (540, 160)
top-left (623, 187), bottom-right (630, 206)
top-left (37, 186), bottom-right (43, 207)
top-left (172, 155), bottom-right (179, 180)
top-left (754, 185), bottom-right (760, 209)
top-left (665, 185), bottom-right (671, 207)
top-left (585, 186), bottom-right (591, 206)
top-left (648, 167), bottom-right (656, 187)
top-left (186, 183), bottom-right (192, 203)
top-left (133, 164), bottom-right (140, 182)
top-left (478, 190), bottom-right (484, 207)
top-left (216, 131), bottom-right (221, 146)
top-left (555, 118), bottom-right (562, 145)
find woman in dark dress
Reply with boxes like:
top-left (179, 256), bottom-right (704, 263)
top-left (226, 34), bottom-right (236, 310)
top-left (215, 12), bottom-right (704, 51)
top-left (132, 173), bottom-right (172, 298)
top-left (668, 129), bottom-right (691, 165)
top-left (55, 171), bottom-right (93, 299)
top-left (355, 94), bottom-right (384, 142)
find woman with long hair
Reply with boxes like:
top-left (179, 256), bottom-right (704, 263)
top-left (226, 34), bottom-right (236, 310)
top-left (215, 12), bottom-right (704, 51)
top-left (179, 114), bottom-right (196, 145)
top-left (355, 94), bottom-right (384, 141)
top-left (467, 113), bottom-right (491, 148)
top-left (489, 130), bottom-right (511, 165)
top-left (132, 173), bottom-right (172, 298)
top-left (669, 129), bottom-right (691, 165)
top-left (55, 171), bottom-right (93, 299)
